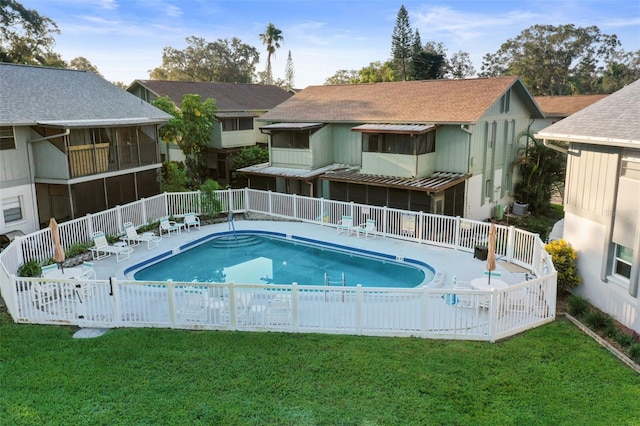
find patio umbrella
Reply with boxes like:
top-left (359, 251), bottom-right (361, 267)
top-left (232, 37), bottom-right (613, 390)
top-left (49, 218), bottom-right (65, 273)
top-left (486, 223), bottom-right (497, 285)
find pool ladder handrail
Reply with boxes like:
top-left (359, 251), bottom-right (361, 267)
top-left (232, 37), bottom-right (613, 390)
top-left (228, 211), bottom-right (238, 241)
top-left (324, 272), bottom-right (346, 302)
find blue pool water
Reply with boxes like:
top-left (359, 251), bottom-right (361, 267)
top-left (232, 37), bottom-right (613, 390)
top-left (132, 233), bottom-right (433, 288)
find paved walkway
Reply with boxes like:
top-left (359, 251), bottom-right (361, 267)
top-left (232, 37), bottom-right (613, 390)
top-left (89, 218), bottom-right (532, 289)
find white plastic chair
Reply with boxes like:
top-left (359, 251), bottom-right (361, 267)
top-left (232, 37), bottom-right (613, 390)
top-left (90, 231), bottom-right (133, 262)
top-left (121, 222), bottom-right (161, 249)
top-left (337, 215), bottom-right (354, 235)
top-left (159, 216), bottom-right (184, 237)
top-left (183, 213), bottom-right (201, 232)
top-left (354, 219), bottom-right (376, 239)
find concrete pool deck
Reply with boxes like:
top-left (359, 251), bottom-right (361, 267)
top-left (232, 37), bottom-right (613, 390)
top-left (91, 218), bottom-right (532, 288)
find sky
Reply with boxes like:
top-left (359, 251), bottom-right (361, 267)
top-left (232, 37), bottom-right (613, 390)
top-left (24, 0), bottom-right (640, 88)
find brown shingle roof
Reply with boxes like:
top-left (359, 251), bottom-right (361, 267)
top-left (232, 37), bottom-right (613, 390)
top-left (131, 80), bottom-right (293, 111)
top-left (320, 170), bottom-right (471, 193)
top-left (534, 94), bottom-right (608, 117)
top-left (259, 76), bottom-right (541, 124)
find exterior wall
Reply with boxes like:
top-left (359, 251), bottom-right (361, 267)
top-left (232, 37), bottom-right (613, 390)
top-left (565, 143), bottom-right (619, 217)
top-left (220, 129), bottom-right (255, 149)
top-left (435, 126), bottom-right (471, 173)
top-left (1, 126), bottom-right (39, 234)
top-left (331, 124), bottom-right (361, 166)
top-left (565, 211), bottom-right (640, 332)
top-left (310, 125), bottom-right (333, 168)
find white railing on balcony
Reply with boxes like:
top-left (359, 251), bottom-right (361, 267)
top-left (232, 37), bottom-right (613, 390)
top-left (0, 188), bottom-right (557, 342)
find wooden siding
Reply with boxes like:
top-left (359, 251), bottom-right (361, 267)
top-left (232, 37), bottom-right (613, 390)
top-left (310, 125), bottom-right (333, 168)
top-left (565, 143), bottom-right (619, 221)
top-left (1, 127), bottom-right (34, 185)
top-left (331, 124), bottom-right (361, 166)
top-left (435, 126), bottom-right (470, 173)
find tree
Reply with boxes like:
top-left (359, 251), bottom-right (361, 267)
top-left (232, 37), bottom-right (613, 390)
top-left (153, 95), bottom-right (217, 185)
top-left (284, 50), bottom-right (295, 90)
top-left (149, 36), bottom-right (259, 83)
top-left (0, 0), bottom-right (60, 65)
top-left (391, 5), bottom-right (413, 81)
top-left (324, 69), bottom-right (360, 85)
top-left (357, 61), bottom-right (395, 83)
top-left (447, 51), bottom-right (475, 79)
top-left (411, 41), bottom-right (446, 80)
top-left (480, 24), bottom-right (621, 95)
top-left (512, 132), bottom-right (565, 215)
top-left (69, 56), bottom-right (102, 76)
top-left (599, 49), bottom-right (640, 93)
top-left (259, 23), bottom-right (283, 85)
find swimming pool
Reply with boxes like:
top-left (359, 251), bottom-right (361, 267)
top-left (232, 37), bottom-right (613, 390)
top-left (130, 231), bottom-right (434, 288)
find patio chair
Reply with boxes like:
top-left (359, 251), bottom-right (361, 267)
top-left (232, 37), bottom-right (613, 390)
top-left (337, 215), bottom-right (354, 235)
top-left (31, 280), bottom-right (59, 309)
top-left (220, 296), bottom-right (248, 325)
top-left (121, 221), bottom-right (161, 249)
top-left (354, 219), bottom-right (376, 239)
top-left (267, 296), bottom-right (292, 326)
top-left (159, 216), bottom-right (184, 237)
top-left (80, 261), bottom-right (96, 279)
top-left (452, 280), bottom-right (475, 309)
top-left (41, 263), bottom-right (58, 276)
top-left (183, 213), bottom-right (201, 232)
top-left (90, 231), bottom-right (133, 262)
top-left (177, 290), bottom-right (208, 322)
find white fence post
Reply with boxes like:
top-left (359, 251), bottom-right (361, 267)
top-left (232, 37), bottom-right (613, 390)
top-left (244, 188), bottom-right (250, 213)
top-left (291, 282), bottom-right (299, 332)
top-left (228, 188), bottom-right (234, 213)
top-left (383, 206), bottom-right (388, 235)
top-left (506, 225), bottom-right (515, 262)
top-left (418, 211), bottom-right (425, 244)
top-left (356, 284), bottom-right (363, 335)
top-left (86, 214), bottom-right (94, 237)
top-left (167, 281), bottom-right (176, 327)
top-left (141, 198), bottom-right (147, 225)
top-left (293, 194), bottom-right (298, 219)
top-left (268, 191), bottom-right (273, 215)
top-left (454, 216), bottom-right (461, 249)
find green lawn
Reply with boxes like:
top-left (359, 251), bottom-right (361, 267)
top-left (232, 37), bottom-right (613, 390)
top-left (1, 309), bottom-right (638, 425)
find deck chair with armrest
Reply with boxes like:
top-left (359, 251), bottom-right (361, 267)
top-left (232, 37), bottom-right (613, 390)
top-left (90, 231), bottom-right (133, 262)
top-left (121, 222), bottom-right (161, 249)
top-left (354, 219), bottom-right (377, 239)
top-left (183, 213), bottom-right (201, 232)
top-left (337, 215), bottom-right (354, 235)
top-left (159, 216), bottom-right (184, 237)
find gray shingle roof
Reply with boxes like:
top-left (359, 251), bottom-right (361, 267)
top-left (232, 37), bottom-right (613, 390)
top-left (536, 79), bottom-right (640, 146)
top-left (0, 63), bottom-right (172, 126)
top-left (258, 76), bottom-right (543, 124)
top-left (129, 80), bottom-right (293, 111)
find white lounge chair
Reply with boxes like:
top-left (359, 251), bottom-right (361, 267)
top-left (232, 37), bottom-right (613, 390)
top-left (90, 231), bottom-right (133, 262)
top-left (177, 290), bottom-right (207, 322)
top-left (267, 297), bottom-right (292, 325)
top-left (354, 219), bottom-right (376, 239)
top-left (337, 215), bottom-right (354, 235)
top-left (121, 222), bottom-right (161, 249)
top-left (41, 263), bottom-right (58, 276)
top-left (159, 216), bottom-right (184, 237)
top-left (183, 213), bottom-right (201, 232)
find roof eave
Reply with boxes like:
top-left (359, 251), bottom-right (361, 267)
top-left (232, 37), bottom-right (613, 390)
top-left (535, 132), bottom-right (640, 148)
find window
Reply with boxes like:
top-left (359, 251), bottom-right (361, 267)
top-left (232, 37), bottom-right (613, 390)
top-left (362, 131), bottom-right (435, 155)
top-left (487, 121), bottom-right (496, 149)
top-left (222, 118), bottom-right (254, 131)
top-left (2, 197), bottom-right (23, 223)
top-left (271, 130), bottom-right (310, 149)
top-left (0, 126), bottom-right (16, 150)
top-left (613, 244), bottom-right (633, 279)
top-left (500, 89), bottom-right (511, 113)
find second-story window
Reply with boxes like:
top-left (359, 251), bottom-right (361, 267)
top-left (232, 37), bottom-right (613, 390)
top-left (271, 130), bottom-right (310, 149)
top-left (222, 118), bottom-right (254, 131)
top-left (363, 131), bottom-right (435, 155)
top-left (0, 126), bottom-right (16, 150)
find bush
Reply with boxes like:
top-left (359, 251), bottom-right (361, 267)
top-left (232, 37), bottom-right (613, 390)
top-left (65, 242), bottom-right (91, 258)
top-left (614, 331), bottom-right (635, 348)
top-left (629, 343), bottom-right (640, 361)
top-left (17, 259), bottom-right (41, 277)
top-left (545, 239), bottom-right (581, 294)
top-left (583, 310), bottom-right (614, 331)
top-left (567, 294), bottom-right (590, 317)
top-left (199, 179), bottom-right (222, 217)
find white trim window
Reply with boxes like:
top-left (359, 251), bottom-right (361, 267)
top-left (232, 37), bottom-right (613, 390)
top-left (2, 196), bottom-right (23, 223)
top-left (0, 126), bottom-right (16, 150)
top-left (613, 244), bottom-right (632, 280)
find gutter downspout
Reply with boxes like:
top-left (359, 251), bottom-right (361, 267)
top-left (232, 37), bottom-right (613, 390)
top-left (28, 129), bottom-right (71, 143)
top-left (542, 138), bottom-right (568, 154)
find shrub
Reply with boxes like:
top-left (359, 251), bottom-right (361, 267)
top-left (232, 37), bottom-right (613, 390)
top-left (545, 239), bottom-right (581, 294)
top-left (199, 179), bottom-right (222, 217)
top-left (583, 310), bottom-right (614, 331)
top-left (628, 343), bottom-right (640, 362)
top-left (567, 294), bottom-right (590, 317)
top-left (17, 259), bottom-right (41, 277)
top-left (614, 331), bottom-right (635, 348)
top-left (65, 242), bottom-right (91, 258)
top-left (138, 221), bottom-right (160, 233)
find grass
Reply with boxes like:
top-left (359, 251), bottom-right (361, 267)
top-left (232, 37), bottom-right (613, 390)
top-left (1, 309), bottom-right (639, 425)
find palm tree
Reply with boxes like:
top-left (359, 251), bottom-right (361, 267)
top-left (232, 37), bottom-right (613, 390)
top-left (259, 23), bottom-right (283, 84)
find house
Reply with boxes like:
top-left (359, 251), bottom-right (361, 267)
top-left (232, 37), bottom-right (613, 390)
top-left (241, 77), bottom-right (544, 220)
top-left (535, 79), bottom-right (640, 332)
top-left (532, 94), bottom-right (608, 132)
top-left (0, 63), bottom-right (172, 234)
top-left (127, 80), bottom-right (293, 184)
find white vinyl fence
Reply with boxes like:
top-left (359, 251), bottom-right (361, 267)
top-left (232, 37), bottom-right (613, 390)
top-left (0, 189), bottom-right (557, 342)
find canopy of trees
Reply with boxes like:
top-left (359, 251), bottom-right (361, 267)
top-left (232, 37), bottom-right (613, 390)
top-left (149, 36), bottom-right (260, 83)
top-left (480, 24), bottom-right (639, 95)
top-left (153, 95), bottom-right (217, 184)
